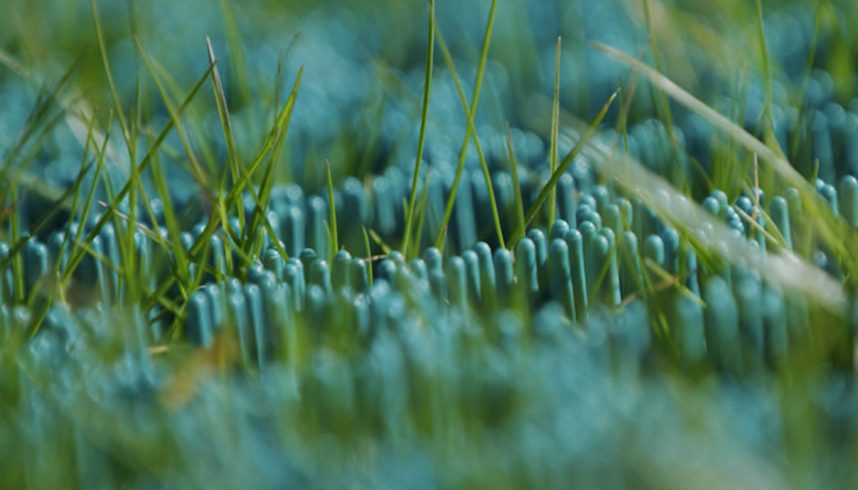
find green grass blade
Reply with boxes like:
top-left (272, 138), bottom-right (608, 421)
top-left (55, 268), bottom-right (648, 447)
top-left (431, 0), bottom-right (503, 252)
top-left (504, 123), bottom-right (526, 248)
top-left (206, 36), bottom-right (246, 236)
top-left (401, 0), bottom-right (435, 258)
top-left (61, 66), bottom-right (213, 286)
top-left (324, 159), bottom-right (338, 261)
top-left (510, 88), bottom-right (619, 244)
top-left (89, 0), bottom-right (132, 153)
top-left (548, 36), bottom-right (561, 225)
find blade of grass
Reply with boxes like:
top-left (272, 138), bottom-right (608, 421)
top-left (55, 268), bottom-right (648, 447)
top-left (362, 226), bottom-right (373, 285)
top-left (509, 88), bottom-right (619, 245)
top-left (431, 0), bottom-right (503, 251)
top-left (241, 67), bottom-right (304, 260)
top-left (59, 66), bottom-right (212, 293)
top-left (504, 123), bottom-right (526, 248)
top-left (89, 0), bottom-right (132, 154)
top-left (206, 36), bottom-right (246, 237)
top-left (324, 159), bottom-right (338, 261)
top-left (413, 171), bottom-right (432, 254)
top-left (135, 36), bottom-right (213, 203)
top-left (151, 65), bottom-right (303, 316)
top-left (548, 36), bottom-right (561, 225)
top-left (189, 66), bottom-right (302, 262)
top-left (401, 0), bottom-right (435, 258)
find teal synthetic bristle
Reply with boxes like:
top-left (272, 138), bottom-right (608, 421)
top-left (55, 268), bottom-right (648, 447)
top-left (92, 236), bottom-right (112, 303)
top-left (453, 172), bottom-right (477, 251)
top-left (210, 234), bottom-right (228, 278)
top-left (47, 231), bottom-right (67, 273)
top-left (599, 228), bottom-right (621, 306)
top-left (643, 234), bottom-right (665, 268)
top-left (579, 194), bottom-right (597, 212)
top-left (564, 228), bottom-right (588, 319)
top-left (389, 251), bottom-right (406, 268)
top-left (423, 247), bottom-right (443, 275)
top-left (447, 256), bottom-right (468, 309)
top-left (631, 197), bottom-right (648, 238)
top-left (24, 240), bottom-right (49, 294)
top-left (579, 208), bottom-right (602, 229)
top-left (282, 205), bottom-right (306, 257)
top-left (585, 233), bottom-right (609, 304)
top-left (821, 181), bottom-right (839, 215)
top-left (592, 185), bottom-right (611, 211)
top-left (602, 204), bottom-right (622, 236)
top-left (711, 190), bottom-right (729, 210)
top-left (514, 238), bottom-right (539, 300)
top-left (619, 231), bottom-right (644, 299)
top-left (333, 250), bottom-right (352, 291)
top-left (549, 238), bottom-right (576, 320)
top-left (225, 277), bottom-right (243, 296)
top-left (769, 196), bottom-right (792, 250)
top-left (261, 210), bottom-right (279, 251)
top-left (377, 258), bottom-right (397, 285)
top-left (100, 224), bottom-right (121, 297)
top-left (410, 258), bottom-right (428, 283)
top-left (309, 259), bottom-right (332, 296)
top-left (284, 259), bottom-right (305, 312)
top-left (527, 228), bottom-right (548, 293)
top-left (735, 274), bottom-right (765, 368)
top-left (342, 177), bottom-right (369, 236)
top-left (307, 196), bottom-right (328, 254)
top-left (226, 291), bottom-right (251, 365)
top-left (762, 286), bottom-right (788, 368)
top-left (299, 248), bottom-right (318, 270)
top-left (205, 283), bottom-right (225, 331)
top-left (670, 294), bottom-right (706, 364)
top-left (703, 277), bottom-right (741, 374)
top-left (462, 250), bottom-right (481, 304)
top-left (493, 249), bottom-right (514, 303)
top-left (660, 227), bottom-right (680, 275)
top-left (187, 290), bottom-right (213, 346)
top-left (683, 247), bottom-right (700, 296)
top-left (180, 231), bottom-right (194, 253)
top-left (250, 267), bottom-right (276, 290)
top-left (839, 175), bottom-right (858, 227)
top-left (550, 219), bottom-right (569, 241)
top-left (263, 248), bottom-right (285, 281)
top-left (372, 177), bottom-right (397, 236)
top-left (557, 173), bottom-right (577, 228)
top-left (475, 241), bottom-right (496, 307)
top-left (611, 301), bottom-right (651, 374)
top-left (351, 258), bottom-right (369, 294)
top-left (261, 280), bottom-right (291, 339)
top-left (244, 284), bottom-right (267, 368)
top-left (702, 196), bottom-right (720, 216)
top-left (429, 269), bottom-right (446, 305)
top-left (351, 293), bottom-right (370, 339)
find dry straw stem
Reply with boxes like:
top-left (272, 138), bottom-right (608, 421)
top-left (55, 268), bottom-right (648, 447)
top-left (593, 42), bottom-right (858, 280)
top-left (563, 127), bottom-right (847, 312)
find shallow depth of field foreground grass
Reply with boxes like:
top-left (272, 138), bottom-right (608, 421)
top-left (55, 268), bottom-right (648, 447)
top-left (2, 0), bottom-right (858, 488)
